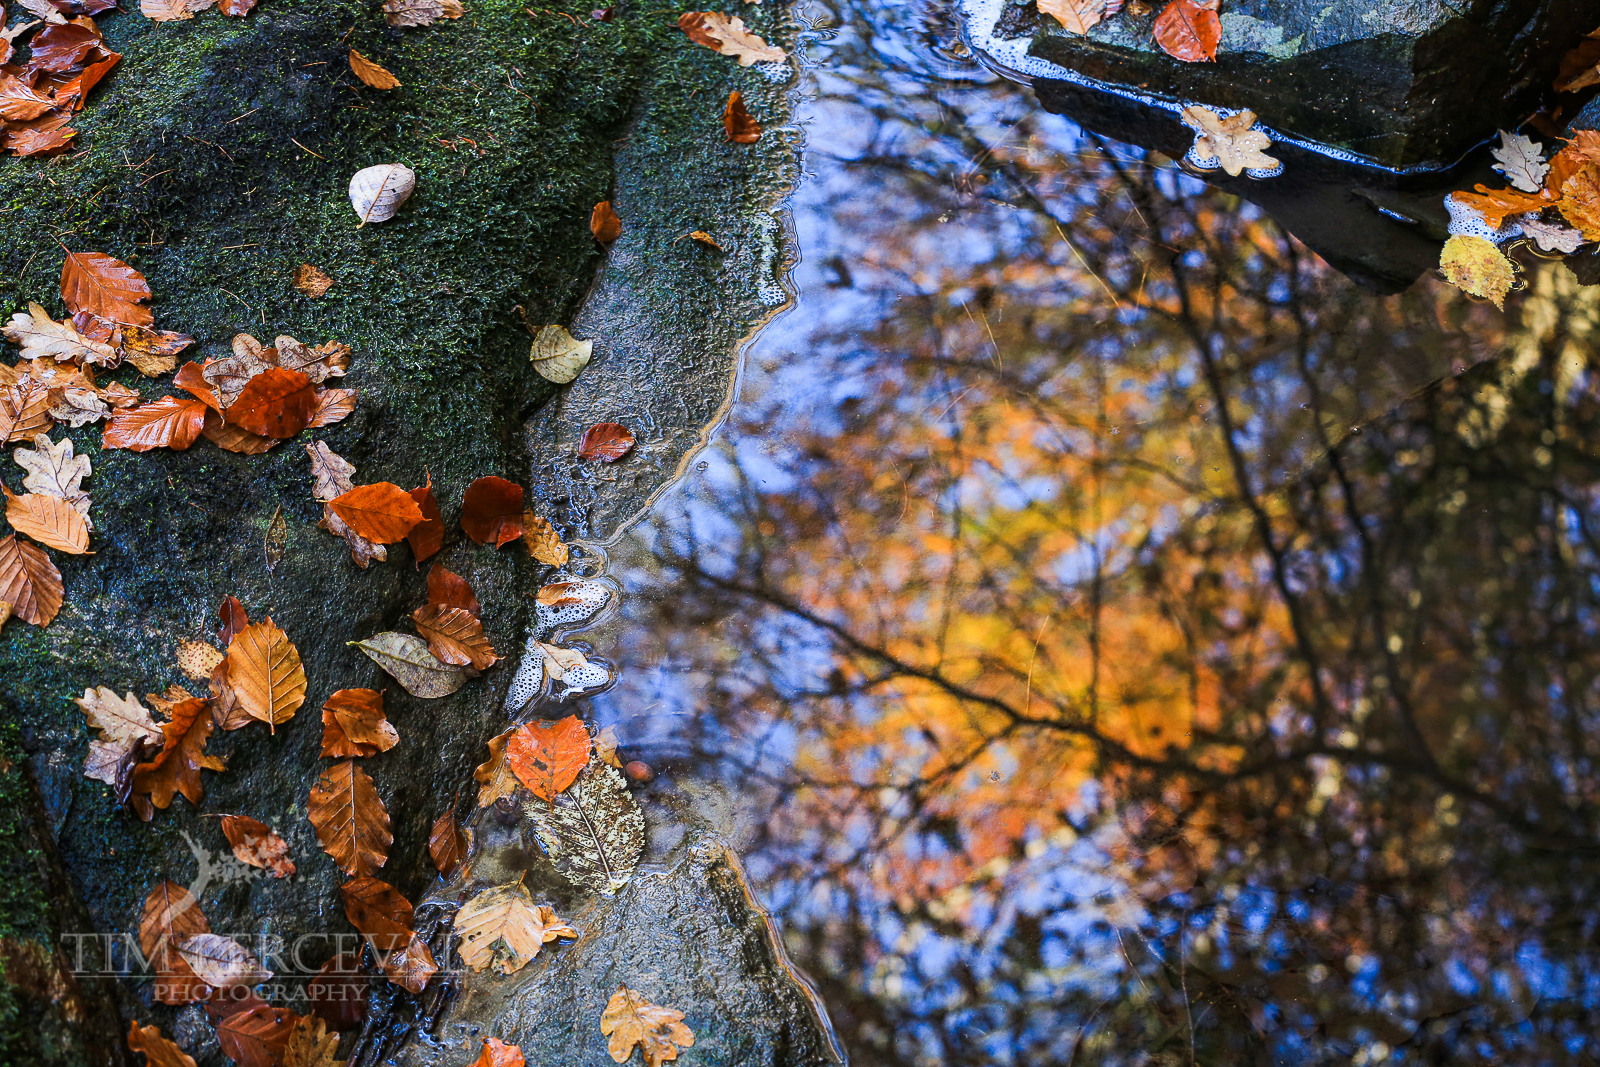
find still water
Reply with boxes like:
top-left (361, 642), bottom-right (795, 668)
top-left (581, 3), bottom-right (1600, 1064)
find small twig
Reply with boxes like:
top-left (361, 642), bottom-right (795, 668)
top-left (137, 169), bottom-right (174, 187)
top-left (219, 243), bottom-right (260, 250)
top-left (220, 107), bottom-right (261, 126)
top-left (289, 138), bottom-right (325, 159)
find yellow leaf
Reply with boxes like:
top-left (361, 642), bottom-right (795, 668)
top-left (226, 618), bottom-right (308, 731)
top-left (600, 986), bottom-right (695, 1067)
top-left (1438, 235), bottom-right (1517, 309)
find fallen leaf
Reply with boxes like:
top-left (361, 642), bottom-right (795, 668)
top-left (474, 728), bottom-right (518, 807)
top-left (723, 89), bottom-right (760, 143)
top-left (1447, 185), bottom-right (1551, 229)
top-left (591, 200), bottom-right (621, 245)
top-left (204, 335), bottom-right (274, 407)
top-left (319, 688), bottom-right (399, 758)
top-left (215, 1002), bottom-right (300, 1067)
top-left (176, 639), bottom-right (225, 680)
top-left (468, 1038), bottom-right (526, 1067)
top-left (127, 1021), bottom-right (198, 1067)
top-left (2, 301), bottom-right (117, 364)
top-left (214, 814), bottom-right (296, 878)
top-left (677, 11), bottom-right (786, 65)
top-left (111, 322), bottom-right (195, 375)
top-left (528, 324), bottom-right (592, 384)
top-left (578, 422), bottom-right (634, 462)
top-left (139, 880), bottom-right (209, 999)
top-left (348, 162), bottom-right (416, 224)
top-left (429, 802), bottom-right (467, 876)
top-left (427, 561), bottom-right (482, 617)
top-left (211, 656), bottom-right (249, 733)
top-left (522, 514), bottom-right (568, 566)
top-left (102, 395), bottom-right (209, 451)
top-left (1439, 234), bottom-right (1517, 309)
top-left (526, 759), bottom-right (643, 893)
top-left (77, 687), bottom-right (162, 786)
top-left (306, 440), bottom-right (357, 502)
top-left (1153, 0), bottom-right (1219, 63)
top-left (1556, 29), bottom-right (1600, 93)
top-left (178, 933), bottom-right (269, 989)
top-left (455, 879), bottom-right (577, 974)
top-left (308, 955), bottom-right (367, 1031)
top-left (60, 251), bottom-right (153, 326)
top-left (307, 388), bottom-right (356, 428)
top-left (340, 876), bottom-right (414, 952)
top-left (227, 366), bottom-right (316, 438)
top-left (1559, 168), bottom-right (1600, 241)
top-left (219, 0), bottom-right (256, 14)
top-left (294, 263), bottom-right (335, 298)
top-left (381, 933), bottom-right (437, 993)
top-left (1491, 130), bottom-right (1549, 193)
top-left (350, 49), bottom-right (400, 89)
top-left (350, 631), bottom-right (467, 698)
top-left (328, 482), bottom-right (424, 544)
top-left (1, 379), bottom-right (59, 443)
top-left (201, 413), bottom-right (277, 456)
top-left (412, 604), bottom-right (498, 669)
top-left (132, 697), bottom-right (224, 814)
top-left (280, 1015), bottom-right (343, 1067)
top-left (309, 759), bottom-right (393, 877)
top-left (4, 486), bottom-right (89, 553)
top-left (7, 125), bottom-right (76, 157)
top-left (0, 70), bottom-right (55, 121)
top-left (600, 986), bottom-right (695, 1067)
top-left (381, 0), bottom-right (463, 27)
top-left (686, 230), bottom-right (722, 250)
top-left (265, 505), bottom-right (287, 573)
top-left (1519, 216), bottom-right (1585, 253)
top-left (0, 533), bottom-right (63, 626)
top-left (461, 476), bottom-right (524, 546)
top-left (506, 716), bottom-right (589, 803)
top-left (16, 0), bottom-right (68, 21)
top-left (1039, 0), bottom-right (1103, 34)
top-left (594, 724), bottom-right (622, 769)
top-left (538, 642), bottom-right (591, 684)
top-left (219, 595), bottom-right (249, 644)
top-left (1180, 106), bottom-right (1279, 177)
top-left (406, 475), bottom-right (444, 564)
top-left (227, 618), bottom-right (307, 731)
top-left (13, 433), bottom-right (90, 521)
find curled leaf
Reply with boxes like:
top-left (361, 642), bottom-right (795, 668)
top-left (722, 90), bottom-right (760, 143)
top-left (348, 163), bottom-right (416, 224)
top-left (293, 263), bottom-right (335, 298)
top-left (218, 814), bottom-right (295, 878)
top-left (529, 324), bottom-right (592, 384)
top-left (320, 688), bottom-right (399, 758)
top-left (406, 475), bottom-right (444, 564)
top-left (591, 200), bottom-right (621, 245)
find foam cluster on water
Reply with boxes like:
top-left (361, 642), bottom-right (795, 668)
top-left (505, 632), bottom-right (546, 712)
top-left (1445, 194), bottom-right (1523, 244)
top-left (547, 647), bottom-right (611, 696)
top-left (535, 579), bottom-right (613, 632)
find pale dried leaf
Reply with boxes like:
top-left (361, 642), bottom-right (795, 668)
top-left (176, 933), bottom-right (269, 988)
top-left (1181, 106), bottom-right (1281, 177)
top-left (529, 324), bottom-right (591, 384)
top-left (526, 760), bottom-right (644, 894)
top-left (13, 433), bottom-right (90, 523)
top-left (382, 0), bottom-right (462, 26)
top-left (176, 640), bottom-right (224, 680)
top-left (306, 440), bottom-right (357, 502)
top-left (455, 880), bottom-right (576, 974)
top-left (1518, 215), bottom-right (1585, 254)
top-left (350, 631), bottom-right (466, 698)
top-left (678, 11), bottom-right (786, 65)
top-left (1491, 130), bottom-right (1549, 193)
top-left (3, 302), bottom-right (117, 364)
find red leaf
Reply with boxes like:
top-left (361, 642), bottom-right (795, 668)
top-left (309, 954), bottom-right (367, 1030)
top-left (426, 563), bottom-right (481, 616)
top-left (406, 475), bottom-right (444, 565)
top-left (460, 476), bottom-right (524, 547)
top-left (219, 596), bottom-right (250, 645)
top-left (723, 90), bottom-right (760, 143)
top-left (327, 483), bottom-right (425, 544)
top-left (26, 24), bottom-right (102, 73)
top-left (227, 366), bottom-right (316, 438)
top-left (1152, 0), bottom-right (1219, 63)
top-left (219, 0), bottom-right (257, 13)
top-left (174, 361), bottom-right (223, 412)
top-left (102, 396), bottom-right (209, 452)
top-left (215, 1002), bottom-right (300, 1067)
top-left (61, 251), bottom-right (153, 327)
top-left (578, 422), bottom-right (635, 462)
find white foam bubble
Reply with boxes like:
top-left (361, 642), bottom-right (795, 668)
top-left (534, 579), bottom-right (613, 632)
top-left (1445, 193), bottom-right (1522, 244)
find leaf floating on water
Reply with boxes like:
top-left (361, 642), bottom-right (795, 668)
top-left (526, 759), bottom-right (644, 894)
top-left (538, 641), bottom-right (591, 684)
top-left (1038, 0), bottom-right (1104, 34)
top-left (468, 1038), bottom-right (526, 1067)
top-left (1490, 130), bottom-right (1549, 193)
top-left (461, 476), bottom-right (525, 546)
top-left (320, 688), bottom-right (399, 758)
top-left (351, 631), bottom-right (467, 698)
top-left (678, 11), bottom-right (786, 65)
top-left (348, 163), bottom-right (416, 224)
top-left (529, 324), bottom-right (592, 384)
top-left (1153, 0), bottom-right (1219, 63)
top-left (578, 422), bottom-right (634, 462)
top-left (382, 0), bottom-right (463, 27)
top-left (350, 49), bottom-right (400, 90)
top-left (309, 758), bottom-right (393, 877)
top-left (0, 534), bottom-right (63, 626)
top-left (600, 986), bottom-right (695, 1067)
top-left (594, 724), bottom-right (623, 769)
top-left (590, 200), bottom-right (621, 245)
top-left (522, 514), bottom-right (568, 566)
top-left (219, 814), bottom-right (296, 878)
top-left (1180, 106), bottom-right (1278, 177)
top-left (722, 89), bottom-right (760, 143)
top-left (294, 263), bottom-right (335, 298)
top-left (60, 251), bottom-right (153, 326)
top-left (1439, 234), bottom-right (1517, 309)
top-left (127, 1021), bottom-right (198, 1067)
top-left (4, 486), bottom-right (89, 553)
top-left (227, 618), bottom-right (307, 731)
top-left (506, 716), bottom-right (590, 802)
top-left (455, 879), bottom-right (577, 974)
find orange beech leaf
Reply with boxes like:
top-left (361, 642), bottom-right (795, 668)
top-left (308, 954), bottom-right (367, 1031)
top-left (319, 688), bottom-right (399, 758)
top-left (219, 0), bottom-right (257, 13)
top-left (1450, 185), bottom-right (1552, 228)
top-left (723, 90), bottom-right (760, 143)
top-left (103, 395), bottom-right (208, 452)
top-left (8, 125), bottom-right (76, 157)
top-left (4, 487), bottom-right (90, 553)
top-left (426, 563), bottom-right (481, 615)
top-left (226, 618), bottom-right (307, 732)
top-left (1560, 169), bottom-right (1600, 241)
top-left (127, 1021), bottom-right (198, 1067)
top-left (201, 409), bottom-right (281, 454)
top-left (578, 422), bottom-right (635, 462)
top-left (1152, 0), bottom-right (1220, 63)
top-left (382, 933), bottom-right (437, 994)
top-left (328, 482), bottom-right (424, 544)
top-left (406, 475), bottom-right (444, 565)
top-left (461, 476), bottom-right (524, 546)
top-left (173, 361), bottom-right (223, 411)
top-left (0, 71), bottom-right (55, 122)
top-left (0, 534), bottom-right (64, 626)
top-left (215, 1002), bottom-right (300, 1067)
top-left (468, 1037), bottom-right (526, 1067)
top-left (309, 759), bottom-right (392, 877)
top-left (60, 251), bottom-right (153, 326)
top-left (2, 380), bottom-right (61, 443)
top-left (474, 728), bottom-right (518, 807)
top-left (340, 876), bottom-right (414, 952)
top-left (227, 366), bottom-right (316, 438)
top-left (218, 815), bottom-right (295, 878)
top-left (429, 801), bottom-right (467, 877)
top-left (306, 387), bottom-right (356, 428)
top-left (350, 48), bottom-right (400, 89)
top-left (412, 603), bottom-right (499, 669)
top-left (506, 717), bottom-right (590, 803)
top-left (591, 200), bottom-right (621, 245)
top-left (139, 879), bottom-right (209, 974)
top-left (132, 697), bottom-right (225, 815)
top-left (219, 596), bottom-right (249, 645)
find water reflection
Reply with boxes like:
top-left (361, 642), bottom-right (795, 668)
top-left (592, 3), bottom-right (1600, 1063)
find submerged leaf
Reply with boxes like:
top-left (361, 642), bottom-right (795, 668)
top-left (526, 759), bottom-right (644, 894)
top-left (454, 880), bottom-right (576, 974)
top-left (578, 422), bottom-right (635, 462)
top-left (600, 986), bottom-right (695, 1067)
